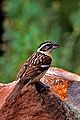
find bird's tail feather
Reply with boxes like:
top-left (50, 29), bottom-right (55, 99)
top-left (6, 80), bottom-right (24, 103)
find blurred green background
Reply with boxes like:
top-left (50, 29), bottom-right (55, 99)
top-left (0, 0), bottom-right (80, 83)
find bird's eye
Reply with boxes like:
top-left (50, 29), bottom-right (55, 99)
top-left (41, 44), bottom-right (53, 51)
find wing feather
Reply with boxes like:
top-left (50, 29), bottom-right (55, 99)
top-left (18, 52), bottom-right (52, 81)
top-left (6, 52), bottom-right (52, 103)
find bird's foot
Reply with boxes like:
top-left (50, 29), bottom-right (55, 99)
top-left (35, 81), bottom-right (49, 104)
top-left (35, 81), bottom-right (49, 93)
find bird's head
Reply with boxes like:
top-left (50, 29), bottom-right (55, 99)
top-left (37, 41), bottom-right (60, 56)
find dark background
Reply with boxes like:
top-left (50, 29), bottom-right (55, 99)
top-left (0, 0), bottom-right (80, 83)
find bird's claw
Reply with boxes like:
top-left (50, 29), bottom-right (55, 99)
top-left (35, 81), bottom-right (49, 93)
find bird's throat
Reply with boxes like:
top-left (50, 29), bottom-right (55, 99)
top-left (38, 51), bottom-right (52, 57)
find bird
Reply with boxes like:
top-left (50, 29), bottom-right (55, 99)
top-left (6, 41), bottom-right (59, 103)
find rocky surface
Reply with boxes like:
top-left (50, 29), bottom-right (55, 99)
top-left (0, 67), bottom-right (80, 120)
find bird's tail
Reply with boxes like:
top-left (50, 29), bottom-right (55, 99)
top-left (6, 80), bottom-right (24, 103)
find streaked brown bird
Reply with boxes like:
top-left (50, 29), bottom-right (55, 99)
top-left (6, 41), bottom-right (59, 102)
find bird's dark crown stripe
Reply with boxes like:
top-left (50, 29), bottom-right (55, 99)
top-left (38, 41), bottom-right (54, 48)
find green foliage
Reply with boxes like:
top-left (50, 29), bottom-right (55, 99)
top-left (0, 0), bottom-right (80, 83)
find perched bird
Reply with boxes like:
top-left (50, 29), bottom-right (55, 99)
top-left (6, 41), bottom-right (59, 102)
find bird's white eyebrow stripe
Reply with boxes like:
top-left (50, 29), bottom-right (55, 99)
top-left (41, 65), bottom-right (50, 68)
top-left (37, 42), bottom-right (49, 52)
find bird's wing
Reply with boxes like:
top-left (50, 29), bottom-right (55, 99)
top-left (16, 52), bottom-right (38, 81)
top-left (19, 52), bottom-right (52, 82)
top-left (6, 52), bottom-right (51, 103)
top-left (16, 62), bottom-right (29, 81)
top-left (16, 52), bottom-right (52, 82)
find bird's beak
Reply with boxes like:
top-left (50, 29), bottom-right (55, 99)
top-left (52, 43), bottom-right (60, 49)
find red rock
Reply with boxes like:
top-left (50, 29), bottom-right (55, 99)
top-left (0, 67), bottom-right (80, 120)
